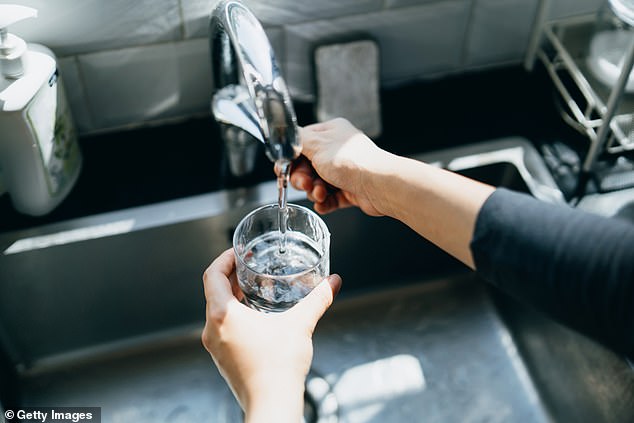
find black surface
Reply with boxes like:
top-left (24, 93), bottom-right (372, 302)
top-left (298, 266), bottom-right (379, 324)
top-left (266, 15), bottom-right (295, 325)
top-left (0, 340), bottom-right (19, 408)
top-left (0, 64), bottom-right (587, 233)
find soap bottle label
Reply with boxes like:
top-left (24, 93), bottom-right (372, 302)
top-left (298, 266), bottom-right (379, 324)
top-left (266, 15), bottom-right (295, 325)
top-left (25, 69), bottom-right (80, 196)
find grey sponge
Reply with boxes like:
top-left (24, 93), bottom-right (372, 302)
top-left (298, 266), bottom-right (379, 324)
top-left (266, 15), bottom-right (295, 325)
top-left (315, 40), bottom-right (382, 138)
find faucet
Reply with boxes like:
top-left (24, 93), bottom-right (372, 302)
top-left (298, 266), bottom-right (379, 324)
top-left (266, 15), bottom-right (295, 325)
top-left (210, 0), bottom-right (301, 177)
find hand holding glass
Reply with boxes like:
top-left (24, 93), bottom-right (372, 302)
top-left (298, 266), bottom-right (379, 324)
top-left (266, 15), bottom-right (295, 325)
top-left (233, 203), bottom-right (330, 312)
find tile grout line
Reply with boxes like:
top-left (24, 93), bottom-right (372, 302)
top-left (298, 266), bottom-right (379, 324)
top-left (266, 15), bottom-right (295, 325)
top-left (58, 0), bottom-right (538, 134)
top-left (176, 0), bottom-right (187, 40)
top-left (56, 1), bottom-right (469, 60)
top-left (459, 0), bottom-right (478, 69)
top-left (57, 37), bottom-right (208, 61)
top-left (72, 55), bottom-right (97, 132)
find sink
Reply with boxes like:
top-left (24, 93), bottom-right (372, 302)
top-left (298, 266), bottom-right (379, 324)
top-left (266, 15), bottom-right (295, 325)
top-left (616, 201), bottom-right (634, 222)
top-left (576, 185), bottom-right (634, 225)
top-left (1, 137), bottom-right (633, 422)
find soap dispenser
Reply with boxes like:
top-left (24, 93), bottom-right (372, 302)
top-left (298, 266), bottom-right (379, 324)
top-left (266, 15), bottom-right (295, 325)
top-left (0, 4), bottom-right (81, 216)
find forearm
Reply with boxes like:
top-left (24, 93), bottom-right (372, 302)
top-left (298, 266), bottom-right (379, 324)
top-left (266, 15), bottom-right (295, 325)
top-left (244, 378), bottom-right (305, 423)
top-left (471, 189), bottom-right (634, 355)
top-left (368, 152), bottom-right (495, 268)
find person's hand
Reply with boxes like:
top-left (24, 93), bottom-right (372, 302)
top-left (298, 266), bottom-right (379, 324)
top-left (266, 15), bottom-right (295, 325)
top-left (290, 118), bottom-right (390, 216)
top-left (201, 248), bottom-right (342, 423)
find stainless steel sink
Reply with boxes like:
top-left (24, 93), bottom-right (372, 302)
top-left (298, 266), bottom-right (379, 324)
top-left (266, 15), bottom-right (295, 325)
top-left (1, 137), bottom-right (633, 422)
top-left (576, 185), bottom-right (634, 224)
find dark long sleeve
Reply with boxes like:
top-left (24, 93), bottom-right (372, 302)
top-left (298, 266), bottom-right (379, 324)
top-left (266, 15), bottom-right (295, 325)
top-left (470, 188), bottom-right (634, 356)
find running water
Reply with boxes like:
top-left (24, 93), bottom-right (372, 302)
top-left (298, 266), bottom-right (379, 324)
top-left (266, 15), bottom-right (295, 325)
top-left (277, 160), bottom-right (291, 254)
top-left (235, 160), bottom-right (330, 312)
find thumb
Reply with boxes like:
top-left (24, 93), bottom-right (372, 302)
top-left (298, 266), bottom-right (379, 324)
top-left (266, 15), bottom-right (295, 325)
top-left (291, 274), bottom-right (342, 332)
top-left (298, 126), bottom-right (319, 161)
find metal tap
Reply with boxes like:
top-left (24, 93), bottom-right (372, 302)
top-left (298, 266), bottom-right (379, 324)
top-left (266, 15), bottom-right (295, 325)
top-left (210, 0), bottom-right (301, 176)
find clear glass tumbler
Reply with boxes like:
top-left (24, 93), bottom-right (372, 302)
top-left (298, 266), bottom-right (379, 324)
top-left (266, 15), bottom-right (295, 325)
top-left (233, 203), bottom-right (330, 313)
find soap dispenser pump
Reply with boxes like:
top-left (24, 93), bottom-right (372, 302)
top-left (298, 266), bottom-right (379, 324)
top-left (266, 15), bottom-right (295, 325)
top-left (0, 4), bottom-right (81, 216)
top-left (0, 4), bottom-right (35, 78)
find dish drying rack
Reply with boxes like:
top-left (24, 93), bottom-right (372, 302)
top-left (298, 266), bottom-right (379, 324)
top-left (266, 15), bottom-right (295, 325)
top-left (526, 0), bottom-right (634, 173)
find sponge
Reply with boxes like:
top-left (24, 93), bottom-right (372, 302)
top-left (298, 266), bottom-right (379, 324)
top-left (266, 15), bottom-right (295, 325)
top-left (314, 39), bottom-right (382, 138)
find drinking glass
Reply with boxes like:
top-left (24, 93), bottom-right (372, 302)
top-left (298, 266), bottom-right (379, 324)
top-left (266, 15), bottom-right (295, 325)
top-left (233, 203), bottom-right (330, 313)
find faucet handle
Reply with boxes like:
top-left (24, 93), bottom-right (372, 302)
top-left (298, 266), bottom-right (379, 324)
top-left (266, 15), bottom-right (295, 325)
top-left (210, 0), bottom-right (301, 164)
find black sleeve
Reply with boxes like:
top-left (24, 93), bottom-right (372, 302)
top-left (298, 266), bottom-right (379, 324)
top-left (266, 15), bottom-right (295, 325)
top-left (470, 188), bottom-right (634, 356)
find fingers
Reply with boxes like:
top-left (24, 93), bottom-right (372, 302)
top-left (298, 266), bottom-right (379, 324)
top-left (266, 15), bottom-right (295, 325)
top-left (290, 157), bottom-right (315, 192)
top-left (303, 117), bottom-right (352, 134)
top-left (229, 271), bottom-right (244, 302)
top-left (302, 121), bottom-right (331, 132)
top-left (203, 248), bottom-right (239, 308)
top-left (299, 119), bottom-right (349, 160)
top-left (290, 156), bottom-right (332, 202)
top-left (290, 274), bottom-right (342, 332)
top-left (290, 158), bottom-right (329, 205)
top-left (314, 197), bottom-right (339, 214)
top-left (298, 127), bottom-right (317, 160)
top-left (312, 179), bottom-right (329, 203)
top-left (313, 191), bottom-right (354, 215)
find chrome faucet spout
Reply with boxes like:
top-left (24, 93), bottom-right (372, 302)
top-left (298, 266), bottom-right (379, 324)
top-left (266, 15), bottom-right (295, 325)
top-left (212, 84), bottom-right (263, 144)
top-left (210, 0), bottom-right (301, 170)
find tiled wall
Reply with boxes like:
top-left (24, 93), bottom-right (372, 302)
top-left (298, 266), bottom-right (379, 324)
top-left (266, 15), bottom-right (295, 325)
top-left (2, 0), bottom-right (605, 134)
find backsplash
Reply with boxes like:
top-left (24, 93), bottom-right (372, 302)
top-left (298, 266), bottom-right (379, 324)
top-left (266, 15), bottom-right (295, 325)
top-left (1, 0), bottom-right (605, 134)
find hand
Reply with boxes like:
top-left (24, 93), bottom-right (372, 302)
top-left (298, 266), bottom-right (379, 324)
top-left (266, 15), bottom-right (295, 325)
top-left (201, 248), bottom-right (342, 423)
top-left (290, 118), bottom-right (389, 216)
top-left (290, 117), bottom-right (494, 268)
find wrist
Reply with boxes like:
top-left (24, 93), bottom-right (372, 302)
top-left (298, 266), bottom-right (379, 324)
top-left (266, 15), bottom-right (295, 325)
top-left (361, 149), bottom-right (404, 218)
top-left (244, 376), bottom-right (305, 423)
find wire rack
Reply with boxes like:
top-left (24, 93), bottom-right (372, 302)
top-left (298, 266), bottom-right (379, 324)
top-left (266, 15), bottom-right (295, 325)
top-left (527, 3), bottom-right (634, 172)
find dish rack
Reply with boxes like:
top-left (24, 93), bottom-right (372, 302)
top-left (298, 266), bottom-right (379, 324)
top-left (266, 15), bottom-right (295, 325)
top-left (526, 1), bottom-right (634, 173)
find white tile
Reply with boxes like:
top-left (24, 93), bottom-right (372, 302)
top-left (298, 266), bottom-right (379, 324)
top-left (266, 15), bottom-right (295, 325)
top-left (465, 0), bottom-right (539, 67)
top-left (181, 0), bottom-right (382, 38)
top-left (78, 43), bottom-right (182, 130)
top-left (180, 26), bottom-right (284, 89)
top-left (285, 1), bottom-right (471, 99)
top-left (76, 32), bottom-right (282, 131)
top-left (244, 0), bottom-right (383, 25)
top-left (180, 0), bottom-right (220, 39)
top-left (57, 57), bottom-right (94, 134)
top-left (548, 0), bottom-right (605, 19)
top-left (3, 0), bottom-right (181, 55)
top-left (175, 38), bottom-right (213, 117)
